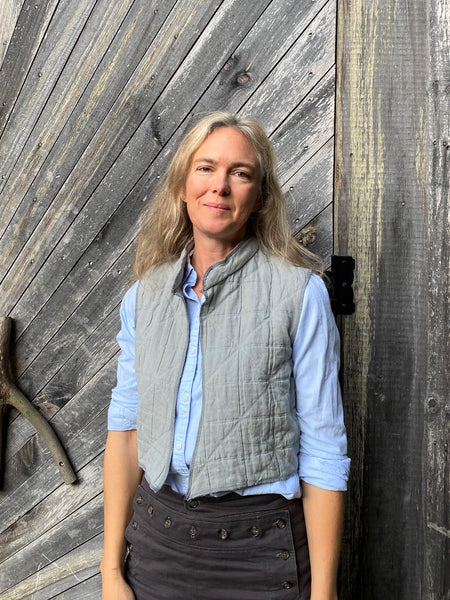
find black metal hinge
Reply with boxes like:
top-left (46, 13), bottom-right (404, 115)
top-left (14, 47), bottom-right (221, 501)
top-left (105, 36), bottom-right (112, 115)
top-left (326, 256), bottom-right (355, 315)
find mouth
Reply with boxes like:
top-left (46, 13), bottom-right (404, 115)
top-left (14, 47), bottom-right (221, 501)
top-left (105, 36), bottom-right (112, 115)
top-left (204, 203), bottom-right (230, 212)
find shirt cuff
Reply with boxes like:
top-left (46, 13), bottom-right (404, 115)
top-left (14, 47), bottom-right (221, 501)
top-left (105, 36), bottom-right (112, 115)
top-left (299, 452), bottom-right (351, 491)
top-left (107, 401), bottom-right (137, 430)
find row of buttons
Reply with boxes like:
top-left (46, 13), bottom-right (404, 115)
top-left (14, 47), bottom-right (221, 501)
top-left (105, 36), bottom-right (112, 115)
top-left (130, 503), bottom-right (295, 591)
top-left (132, 518), bottom-right (289, 543)
top-left (132, 507), bottom-right (288, 542)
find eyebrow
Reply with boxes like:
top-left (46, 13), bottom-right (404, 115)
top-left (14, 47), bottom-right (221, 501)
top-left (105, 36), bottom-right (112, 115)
top-left (193, 158), bottom-right (258, 172)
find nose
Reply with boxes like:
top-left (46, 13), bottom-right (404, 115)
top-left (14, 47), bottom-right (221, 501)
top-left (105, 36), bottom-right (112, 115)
top-left (212, 171), bottom-right (231, 196)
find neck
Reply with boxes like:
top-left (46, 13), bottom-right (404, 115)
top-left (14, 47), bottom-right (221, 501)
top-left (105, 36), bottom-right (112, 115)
top-left (190, 235), bottom-right (244, 299)
top-left (190, 235), bottom-right (243, 275)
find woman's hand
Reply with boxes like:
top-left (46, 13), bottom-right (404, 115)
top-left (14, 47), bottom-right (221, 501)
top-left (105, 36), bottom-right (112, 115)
top-left (101, 568), bottom-right (135, 600)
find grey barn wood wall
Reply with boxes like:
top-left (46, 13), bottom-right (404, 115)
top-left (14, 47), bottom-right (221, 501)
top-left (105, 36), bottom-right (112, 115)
top-left (0, 0), bottom-right (337, 597)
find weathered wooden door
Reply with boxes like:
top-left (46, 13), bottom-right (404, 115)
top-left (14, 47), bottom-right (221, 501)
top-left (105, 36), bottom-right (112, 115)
top-left (0, 1), bottom-right (338, 597)
top-left (335, 1), bottom-right (449, 599)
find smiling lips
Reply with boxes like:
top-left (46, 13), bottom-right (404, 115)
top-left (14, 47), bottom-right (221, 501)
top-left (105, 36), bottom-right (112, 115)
top-left (204, 202), bottom-right (231, 211)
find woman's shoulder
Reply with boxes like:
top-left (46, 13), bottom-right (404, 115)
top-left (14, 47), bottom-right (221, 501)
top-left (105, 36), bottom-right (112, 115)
top-left (259, 249), bottom-right (312, 281)
top-left (305, 272), bottom-right (329, 299)
top-left (120, 281), bottom-right (139, 322)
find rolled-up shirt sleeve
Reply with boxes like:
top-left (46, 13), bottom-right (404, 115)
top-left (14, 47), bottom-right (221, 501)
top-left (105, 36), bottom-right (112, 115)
top-left (294, 274), bottom-right (351, 491)
top-left (107, 282), bottom-right (139, 431)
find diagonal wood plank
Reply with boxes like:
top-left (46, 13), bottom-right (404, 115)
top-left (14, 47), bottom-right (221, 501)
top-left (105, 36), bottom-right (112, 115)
top-left (0, 0), bottom-right (59, 136)
top-left (0, 494), bottom-right (103, 592)
top-left (51, 574), bottom-right (101, 600)
top-left (0, 453), bottom-right (103, 562)
top-left (2, 534), bottom-right (103, 600)
top-left (0, 0), bottom-right (97, 209)
top-left (0, 0), bottom-right (25, 67)
top-left (0, 0), bottom-right (177, 271)
top-left (0, 0), bottom-right (233, 310)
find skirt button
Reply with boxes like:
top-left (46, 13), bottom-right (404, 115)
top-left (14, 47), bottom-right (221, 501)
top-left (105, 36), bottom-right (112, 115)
top-left (279, 550), bottom-right (290, 560)
top-left (132, 520), bottom-right (138, 530)
top-left (164, 517), bottom-right (173, 528)
top-left (218, 528), bottom-right (230, 540)
top-left (275, 519), bottom-right (286, 529)
top-left (136, 495), bottom-right (143, 505)
top-left (250, 526), bottom-right (262, 537)
top-left (281, 581), bottom-right (294, 589)
top-left (147, 505), bottom-right (154, 516)
top-left (189, 525), bottom-right (199, 538)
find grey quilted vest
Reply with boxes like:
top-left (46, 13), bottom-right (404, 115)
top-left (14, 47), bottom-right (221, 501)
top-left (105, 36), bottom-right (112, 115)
top-left (135, 237), bottom-right (310, 499)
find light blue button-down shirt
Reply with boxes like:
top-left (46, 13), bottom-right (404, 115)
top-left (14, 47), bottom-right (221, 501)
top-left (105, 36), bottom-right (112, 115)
top-left (108, 262), bottom-right (350, 498)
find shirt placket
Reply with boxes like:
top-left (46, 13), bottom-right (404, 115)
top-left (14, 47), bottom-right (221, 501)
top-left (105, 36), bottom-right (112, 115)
top-left (170, 269), bottom-right (203, 492)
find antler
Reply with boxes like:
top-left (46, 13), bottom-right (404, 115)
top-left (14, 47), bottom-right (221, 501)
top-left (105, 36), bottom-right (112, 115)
top-left (0, 317), bottom-right (77, 485)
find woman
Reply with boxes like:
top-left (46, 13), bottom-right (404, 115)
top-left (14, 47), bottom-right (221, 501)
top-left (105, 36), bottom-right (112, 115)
top-left (101, 112), bottom-right (350, 600)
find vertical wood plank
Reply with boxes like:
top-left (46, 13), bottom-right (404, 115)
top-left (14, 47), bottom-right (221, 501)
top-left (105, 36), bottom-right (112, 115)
top-left (335, 0), bottom-right (449, 598)
top-left (424, 0), bottom-right (450, 597)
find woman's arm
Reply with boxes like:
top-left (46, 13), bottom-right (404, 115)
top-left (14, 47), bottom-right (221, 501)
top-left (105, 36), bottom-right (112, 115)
top-left (101, 429), bottom-right (143, 599)
top-left (293, 275), bottom-right (350, 598)
top-left (302, 481), bottom-right (344, 600)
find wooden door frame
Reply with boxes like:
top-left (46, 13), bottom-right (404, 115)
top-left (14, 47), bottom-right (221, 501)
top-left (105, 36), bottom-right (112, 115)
top-left (334, 0), bottom-right (449, 598)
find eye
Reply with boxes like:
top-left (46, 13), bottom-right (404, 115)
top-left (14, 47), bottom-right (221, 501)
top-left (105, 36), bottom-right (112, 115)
top-left (234, 170), bottom-right (251, 179)
top-left (196, 165), bottom-right (213, 172)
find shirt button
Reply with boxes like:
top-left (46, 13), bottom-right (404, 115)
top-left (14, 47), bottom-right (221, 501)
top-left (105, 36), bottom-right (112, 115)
top-left (175, 442), bottom-right (182, 450)
top-left (189, 347), bottom-right (196, 355)
top-left (218, 528), bottom-right (230, 540)
top-left (182, 394), bottom-right (188, 402)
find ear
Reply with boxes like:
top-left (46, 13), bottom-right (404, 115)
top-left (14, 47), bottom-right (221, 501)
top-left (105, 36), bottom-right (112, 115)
top-left (179, 183), bottom-right (186, 203)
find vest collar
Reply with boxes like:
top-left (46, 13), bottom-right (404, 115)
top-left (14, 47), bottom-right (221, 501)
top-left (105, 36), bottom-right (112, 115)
top-left (171, 236), bottom-right (259, 295)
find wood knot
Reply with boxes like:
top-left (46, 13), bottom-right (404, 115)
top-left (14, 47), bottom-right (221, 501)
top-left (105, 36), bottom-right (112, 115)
top-left (297, 225), bottom-right (318, 246)
top-left (236, 72), bottom-right (250, 85)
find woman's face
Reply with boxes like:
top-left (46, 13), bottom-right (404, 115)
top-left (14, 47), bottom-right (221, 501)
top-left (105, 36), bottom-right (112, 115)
top-left (182, 127), bottom-right (262, 249)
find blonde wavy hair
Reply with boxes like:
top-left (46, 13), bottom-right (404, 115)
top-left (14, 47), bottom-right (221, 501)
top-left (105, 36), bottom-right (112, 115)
top-left (133, 112), bottom-right (323, 278)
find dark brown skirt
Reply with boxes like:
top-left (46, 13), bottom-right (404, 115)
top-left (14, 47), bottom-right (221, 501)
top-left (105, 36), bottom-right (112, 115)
top-left (125, 476), bottom-right (311, 600)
